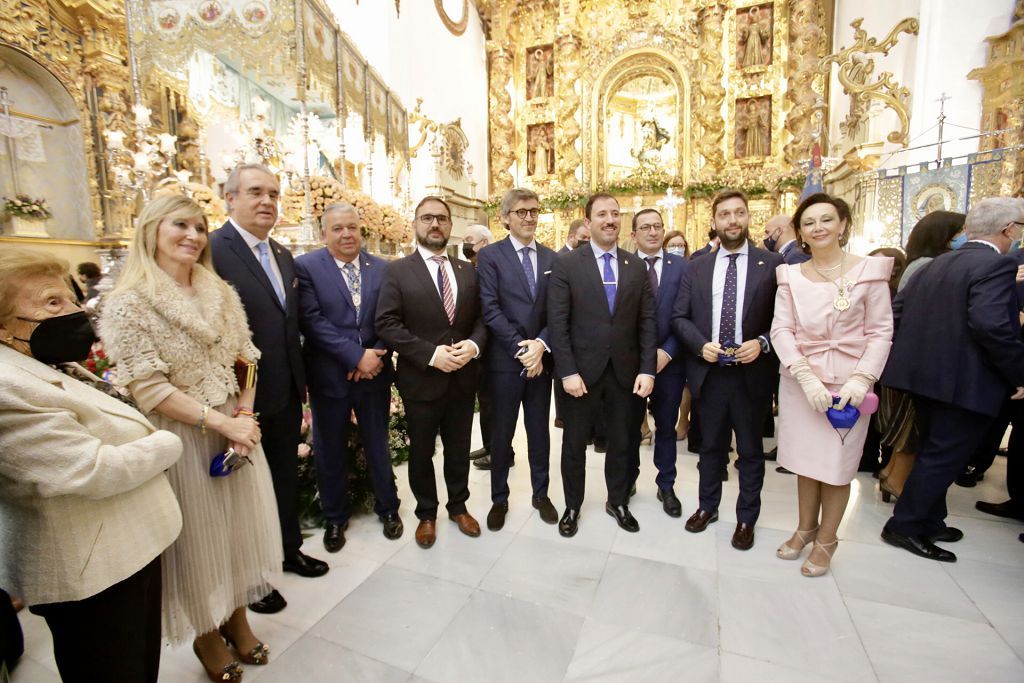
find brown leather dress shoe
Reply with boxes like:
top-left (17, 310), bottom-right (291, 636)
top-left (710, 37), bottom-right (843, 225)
top-left (450, 512), bottom-right (481, 537)
top-left (685, 509), bottom-right (719, 533)
top-left (732, 522), bottom-right (755, 550)
top-left (415, 519), bottom-right (437, 549)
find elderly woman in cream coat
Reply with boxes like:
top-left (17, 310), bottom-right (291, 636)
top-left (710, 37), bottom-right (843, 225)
top-left (0, 248), bottom-right (182, 683)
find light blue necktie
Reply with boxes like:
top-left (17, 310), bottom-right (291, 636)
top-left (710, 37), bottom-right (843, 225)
top-left (602, 252), bottom-right (616, 314)
top-left (257, 242), bottom-right (286, 306)
top-left (521, 246), bottom-right (536, 300)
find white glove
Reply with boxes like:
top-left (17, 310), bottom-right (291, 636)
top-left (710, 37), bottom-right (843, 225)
top-left (836, 371), bottom-right (875, 410)
top-left (789, 358), bottom-right (832, 413)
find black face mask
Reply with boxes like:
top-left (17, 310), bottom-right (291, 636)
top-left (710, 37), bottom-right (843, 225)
top-left (763, 236), bottom-right (778, 252)
top-left (14, 311), bottom-right (96, 365)
top-left (462, 243), bottom-right (476, 259)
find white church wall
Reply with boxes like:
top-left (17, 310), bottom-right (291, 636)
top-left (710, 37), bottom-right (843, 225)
top-left (324, 1), bottom-right (489, 199)
top-left (829, 0), bottom-right (1015, 169)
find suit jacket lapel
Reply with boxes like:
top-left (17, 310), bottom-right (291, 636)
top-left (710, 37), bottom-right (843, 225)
top-left (536, 246), bottom-right (553, 299)
top-left (409, 254), bottom-right (450, 322)
top-left (270, 238), bottom-right (292, 313)
top-left (222, 224), bottom-right (285, 312)
top-left (451, 256), bottom-right (472, 315)
top-left (501, 238), bottom-right (534, 299)
top-left (581, 247), bottom-right (611, 320)
top-left (320, 248), bottom-right (357, 315)
top-left (742, 251), bottom-right (766, 321)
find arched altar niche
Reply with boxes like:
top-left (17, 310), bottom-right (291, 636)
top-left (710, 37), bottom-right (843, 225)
top-left (592, 49), bottom-right (690, 187)
top-left (0, 45), bottom-right (94, 240)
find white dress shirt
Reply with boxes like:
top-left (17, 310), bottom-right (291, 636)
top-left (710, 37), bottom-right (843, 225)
top-left (967, 239), bottom-right (1001, 253)
top-left (711, 241), bottom-right (749, 346)
top-left (231, 218), bottom-right (285, 295)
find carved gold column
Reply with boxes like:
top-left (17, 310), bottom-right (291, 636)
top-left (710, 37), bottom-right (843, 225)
top-left (696, 2), bottom-right (725, 174)
top-left (554, 31), bottom-right (580, 184)
top-left (488, 43), bottom-right (515, 194)
top-left (999, 97), bottom-right (1024, 195)
top-left (783, 0), bottom-right (827, 166)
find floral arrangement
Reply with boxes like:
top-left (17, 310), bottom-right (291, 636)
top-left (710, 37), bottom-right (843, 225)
top-left (380, 204), bottom-right (411, 245)
top-left (83, 342), bottom-right (113, 382)
top-left (481, 170), bottom-right (807, 215)
top-left (3, 194), bottom-right (51, 220)
top-left (296, 385), bottom-right (411, 529)
top-left (281, 175), bottom-right (346, 223)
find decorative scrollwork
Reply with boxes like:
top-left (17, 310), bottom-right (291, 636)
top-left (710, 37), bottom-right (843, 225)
top-left (821, 17), bottom-right (920, 147)
top-left (487, 46), bottom-right (515, 193)
top-left (783, 0), bottom-right (827, 166)
top-left (435, 0), bottom-right (468, 36)
top-left (696, 3), bottom-right (725, 173)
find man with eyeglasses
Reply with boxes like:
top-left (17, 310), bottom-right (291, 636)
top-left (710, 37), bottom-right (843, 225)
top-left (628, 209), bottom-right (689, 517)
top-left (375, 196), bottom-right (487, 549)
top-left (881, 197), bottom-right (1024, 562)
top-left (476, 188), bottom-right (559, 530)
top-left (548, 193), bottom-right (657, 537)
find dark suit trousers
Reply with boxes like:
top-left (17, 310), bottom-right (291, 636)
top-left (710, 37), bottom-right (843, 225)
top-left (968, 400), bottom-right (1011, 476)
top-left (260, 389), bottom-right (304, 553)
top-left (887, 399), bottom-right (994, 537)
top-left (478, 373), bottom-right (495, 452)
top-left (1007, 399), bottom-right (1024, 504)
top-left (649, 371), bottom-right (685, 489)
top-left (310, 387), bottom-right (400, 524)
top-left (489, 370), bottom-right (552, 503)
top-left (30, 557), bottom-right (161, 683)
top-left (404, 382), bottom-right (474, 519)
top-left (697, 367), bottom-right (769, 524)
top-left (562, 365), bottom-right (641, 509)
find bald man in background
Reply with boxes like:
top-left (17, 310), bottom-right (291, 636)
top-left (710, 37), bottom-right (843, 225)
top-left (762, 214), bottom-right (809, 265)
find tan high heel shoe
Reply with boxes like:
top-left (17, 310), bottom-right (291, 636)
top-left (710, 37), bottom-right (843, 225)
top-left (220, 625), bottom-right (269, 665)
top-left (193, 640), bottom-right (242, 682)
top-left (776, 527), bottom-right (819, 560)
top-left (801, 540), bottom-right (838, 577)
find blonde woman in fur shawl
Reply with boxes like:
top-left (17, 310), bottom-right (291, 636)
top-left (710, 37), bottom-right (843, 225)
top-left (100, 195), bottom-right (282, 682)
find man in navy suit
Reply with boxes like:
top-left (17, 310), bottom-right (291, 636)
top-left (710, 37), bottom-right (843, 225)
top-left (628, 208), bottom-right (688, 517)
top-left (762, 214), bottom-right (810, 265)
top-left (881, 198), bottom-right (1024, 562)
top-left (548, 193), bottom-right (657, 537)
top-left (477, 188), bottom-right (559, 530)
top-left (375, 196), bottom-right (488, 549)
top-left (689, 228), bottom-right (719, 260)
top-left (294, 203), bottom-right (403, 552)
top-left (671, 190), bottom-right (782, 550)
top-left (210, 164), bottom-right (328, 616)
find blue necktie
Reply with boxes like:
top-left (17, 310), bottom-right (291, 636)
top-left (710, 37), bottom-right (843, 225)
top-left (602, 252), bottom-right (616, 314)
top-left (257, 242), bottom-right (286, 306)
top-left (521, 246), bottom-right (536, 300)
top-left (342, 261), bottom-right (361, 321)
top-left (719, 253), bottom-right (739, 344)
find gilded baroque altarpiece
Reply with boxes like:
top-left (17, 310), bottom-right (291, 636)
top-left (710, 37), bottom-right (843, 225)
top-left (477, 0), bottom-right (831, 248)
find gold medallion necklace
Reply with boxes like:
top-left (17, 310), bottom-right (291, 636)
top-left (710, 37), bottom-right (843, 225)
top-left (810, 252), bottom-right (851, 311)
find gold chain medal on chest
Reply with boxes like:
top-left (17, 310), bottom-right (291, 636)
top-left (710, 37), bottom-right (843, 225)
top-left (833, 279), bottom-right (851, 312)
top-left (351, 292), bottom-right (361, 307)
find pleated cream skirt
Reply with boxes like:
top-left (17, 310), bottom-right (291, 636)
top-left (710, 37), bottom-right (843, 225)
top-left (151, 398), bottom-right (283, 644)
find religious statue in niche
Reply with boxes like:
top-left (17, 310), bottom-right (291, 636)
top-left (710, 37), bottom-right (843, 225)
top-left (914, 185), bottom-right (956, 221)
top-left (526, 45), bottom-right (554, 100)
top-left (527, 123), bottom-right (555, 177)
top-left (631, 119), bottom-right (671, 169)
top-left (736, 97), bottom-right (771, 158)
top-left (737, 4), bottom-right (772, 68)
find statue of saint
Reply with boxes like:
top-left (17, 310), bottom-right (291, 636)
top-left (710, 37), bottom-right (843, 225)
top-left (528, 48), bottom-right (552, 99)
top-left (738, 6), bottom-right (771, 67)
top-left (528, 126), bottom-right (554, 177)
top-left (631, 119), bottom-right (670, 168)
top-left (739, 100), bottom-right (770, 157)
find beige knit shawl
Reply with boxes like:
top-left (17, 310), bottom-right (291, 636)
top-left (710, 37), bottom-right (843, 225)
top-left (99, 265), bottom-right (260, 407)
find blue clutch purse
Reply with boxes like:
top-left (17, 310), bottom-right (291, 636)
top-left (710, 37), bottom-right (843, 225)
top-left (209, 448), bottom-right (252, 477)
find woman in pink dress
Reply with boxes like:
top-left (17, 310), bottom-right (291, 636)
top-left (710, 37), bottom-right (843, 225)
top-left (771, 193), bottom-right (894, 576)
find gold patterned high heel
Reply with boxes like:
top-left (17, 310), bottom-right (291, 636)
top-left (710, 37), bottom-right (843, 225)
top-left (776, 527), bottom-right (819, 560)
top-left (801, 540), bottom-right (838, 577)
top-left (193, 640), bottom-right (242, 682)
top-left (219, 625), bottom-right (269, 665)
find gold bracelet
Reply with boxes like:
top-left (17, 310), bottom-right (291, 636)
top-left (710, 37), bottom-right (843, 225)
top-left (198, 404), bottom-right (210, 434)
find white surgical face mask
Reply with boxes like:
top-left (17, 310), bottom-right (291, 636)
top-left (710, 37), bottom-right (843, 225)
top-left (666, 247), bottom-right (685, 256)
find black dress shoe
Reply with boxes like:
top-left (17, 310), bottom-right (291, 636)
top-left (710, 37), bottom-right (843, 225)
top-left (283, 550), bottom-right (330, 577)
top-left (470, 447), bottom-right (488, 460)
top-left (776, 466), bottom-right (794, 475)
top-left (532, 496), bottom-right (558, 524)
top-left (975, 500), bottom-right (1024, 521)
top-left (764, 447), bottom-right (778, 461)
top-left (249, 589), bottom-right (286, 614)
top-left (323, 522), bottom-right (348, 553)
top-left (487, 502), bottom-right (509, 531)
top-left (657, 487), bottom-right (682, 517)
top-left (929, 527), bottom-right (964, 543)
top-left (955, 466), bottom-right (982, 488)
top-left (685, 509), bottom-right (718, 533)
top-left (881, 527), bottom-right (956, 562)
top-left (605, 503), bottom-right (640, 533)
top-left (558, 508), bottom-right (580, 537)
top-left (474, 454), bottom-right (492, 470)
top-left (381, 512), bottom-right (404, 540)
top-left (731, 522), bottom-right (755, 550)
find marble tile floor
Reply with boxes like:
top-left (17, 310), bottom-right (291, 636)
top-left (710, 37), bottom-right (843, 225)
top-left (12, 418), bottom-right (1024, 683)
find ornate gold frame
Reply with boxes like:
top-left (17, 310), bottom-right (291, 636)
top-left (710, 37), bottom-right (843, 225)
top-left (435, 0), bottom-right (469, 36)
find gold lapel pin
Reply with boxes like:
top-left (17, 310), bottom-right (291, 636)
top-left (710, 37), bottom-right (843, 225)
top-left (757, 261), bottom-right (764, 266)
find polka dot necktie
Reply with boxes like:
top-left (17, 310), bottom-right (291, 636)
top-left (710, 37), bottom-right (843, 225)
top-left (719, 253), bottom-right (739, 345)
